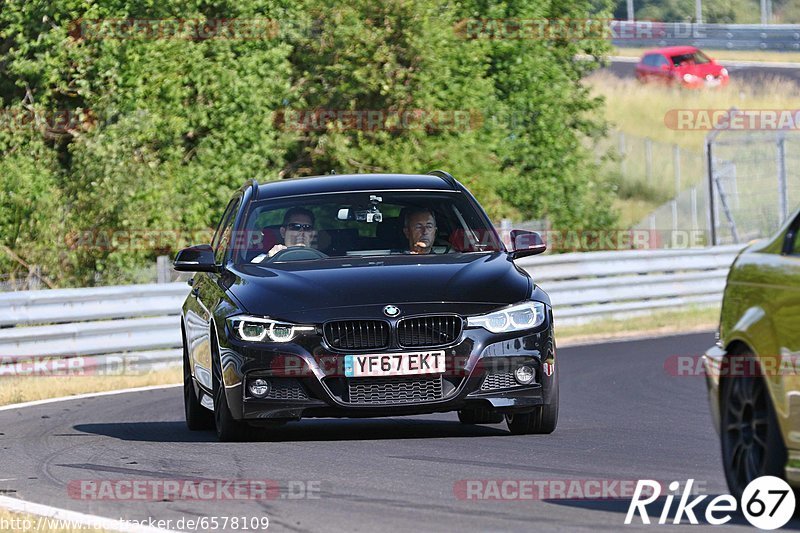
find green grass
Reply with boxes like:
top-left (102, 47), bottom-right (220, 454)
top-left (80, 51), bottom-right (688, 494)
top-left (587, 72), bottom-right (800, 228)
top-left (588, 71), bottom-right (800, 148)
top-left (557, 305), bottom-right (720, 346)
top-left (612, 197), bottom-right (661, 229)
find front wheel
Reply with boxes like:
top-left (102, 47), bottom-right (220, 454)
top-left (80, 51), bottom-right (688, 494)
top-left (506, 377), bottom-right (559, 435)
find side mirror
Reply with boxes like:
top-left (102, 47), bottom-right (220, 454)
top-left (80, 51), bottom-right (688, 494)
top-left (174, 244), bottom-right (218, 272)
top-left (508, 230), bottom-right (546, 260)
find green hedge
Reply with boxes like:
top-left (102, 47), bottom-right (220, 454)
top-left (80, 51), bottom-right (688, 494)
top-left (0, 0), bottom-right (616, 286)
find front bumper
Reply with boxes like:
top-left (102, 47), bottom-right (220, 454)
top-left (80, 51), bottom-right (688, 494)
top-left (206, 324), bottom-right (557, 421)
top-left (702, 343), bottom-right (727, 434)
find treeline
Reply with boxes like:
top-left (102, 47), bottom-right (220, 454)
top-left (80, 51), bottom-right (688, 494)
top-left (0, 0), bottom-right (617, 286)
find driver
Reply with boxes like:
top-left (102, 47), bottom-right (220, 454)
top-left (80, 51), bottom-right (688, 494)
top-left (268, 207), bottom-right (318, 257)
top-left (402, 207), bottom-right (437, 254)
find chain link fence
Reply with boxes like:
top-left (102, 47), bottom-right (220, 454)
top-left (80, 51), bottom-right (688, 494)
top-left (705, 129), bottom-right (800, 244)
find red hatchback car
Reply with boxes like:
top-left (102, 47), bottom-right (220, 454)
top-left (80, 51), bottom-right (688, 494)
top-left (636, 46), bottom-right (729, 88)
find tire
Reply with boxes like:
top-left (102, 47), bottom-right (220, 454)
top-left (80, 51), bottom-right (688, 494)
top-left (183, 332), bottom-right (213, 431)
top-left (458, 408), bottom-right (504, 425)
top-left (211, 332), bottom-right (248, 442)
top-left (720, 351), bottom-right (786, 500)
top-left (505, 378), bottom-right (559, 435)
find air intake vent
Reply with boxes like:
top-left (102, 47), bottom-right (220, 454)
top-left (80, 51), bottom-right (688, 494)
top-left (348, 376), bottom-right (443, 404)
top-left (323, 320), bottom-right (390, 351)
top-left (397, 315), bottom-right (462, 348)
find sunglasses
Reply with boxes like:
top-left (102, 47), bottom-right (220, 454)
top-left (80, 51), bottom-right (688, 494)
top-left (284, 223), bottom-right (314, 231)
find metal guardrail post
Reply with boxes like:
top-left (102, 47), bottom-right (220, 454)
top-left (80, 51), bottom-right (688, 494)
top-left (157, 255), bottom-right (171, 284)
top-left (706, 139), bottom-right (717, 246)
top-left (777, 133), bottom-right (788, 223)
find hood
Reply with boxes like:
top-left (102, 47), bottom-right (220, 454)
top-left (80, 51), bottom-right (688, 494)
top-left (675, 61), bottom-right (723, 76)
top-left (226, 253), bottom-right (530, 320)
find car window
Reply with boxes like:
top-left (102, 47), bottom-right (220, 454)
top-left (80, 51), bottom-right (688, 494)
top-left (235, 191), bottom-right (502, 264)
top-left (212, 197), bottom-right (240, 251)
top-left (655, 55), bottom-right (669, 67)
top-left (214, 197), bottom-right (241, 264)
top-left (670, 51), bottom-right (708, 66)
top-left (642, 55), bottom-right (653, 67)
top-left (790, 214), bottom-right (800, 255)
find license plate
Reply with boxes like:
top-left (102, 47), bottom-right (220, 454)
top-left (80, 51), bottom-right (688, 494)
top-left (344, 351), bottom-right (446, 377)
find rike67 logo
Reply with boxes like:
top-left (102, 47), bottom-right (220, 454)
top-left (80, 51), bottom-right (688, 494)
top-left (625, 476), bottom-right (795, 530)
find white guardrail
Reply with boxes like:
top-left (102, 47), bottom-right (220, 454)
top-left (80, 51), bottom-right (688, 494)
top-left (0, 245), bottom-right (745, 371)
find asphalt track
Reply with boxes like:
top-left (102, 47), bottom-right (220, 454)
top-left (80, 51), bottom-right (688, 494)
top-left (1, 331), bottom-right (798, 532)
top-left (606, 56), bottom-right (800, 86)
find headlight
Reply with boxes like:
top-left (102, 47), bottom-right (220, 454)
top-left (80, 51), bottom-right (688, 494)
top-left (683, 73), bottom-right (698, 82)
top-left (467, 302), bottom-right (546, 333)
top-left (720, 68), bottom-right (728, 76)
top-left (227, 315), bottom-right (315, 343)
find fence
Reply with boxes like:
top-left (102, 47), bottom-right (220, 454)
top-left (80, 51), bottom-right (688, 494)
top-left (610, 22), bottom-right (800, 50)
top-left (705, 127), bottom-right (800, 244)
top-left (0, 246), bottom-right (743, 373)
top-left (601, 131), bottom-right (707, 203)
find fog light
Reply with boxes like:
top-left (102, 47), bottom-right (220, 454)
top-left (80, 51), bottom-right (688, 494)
top-left (248, 378), bottom-right (271, 398)
top-left (514, 365), bottom-right (535, 385)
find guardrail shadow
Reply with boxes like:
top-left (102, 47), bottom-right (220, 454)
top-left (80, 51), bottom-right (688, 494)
top-left (73, 418), bottom-right (510, 442)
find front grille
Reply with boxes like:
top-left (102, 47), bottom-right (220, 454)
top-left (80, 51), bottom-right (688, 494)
top-left (324, 320), bottom-right (390, 351)
top-left (397, 315), bottom-right (462, 348)
top-left (480, 371), bottom-right (517, 391)
top-left (348, 376), bottom-right (443, 404)
top-left (264, 379), bottom-right (309, 401)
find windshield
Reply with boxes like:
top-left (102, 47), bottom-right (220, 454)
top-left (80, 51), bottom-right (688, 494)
top-left (232, 191), bottom-right (503, 264)
top-left (670, 51), bottom-right (711, 66)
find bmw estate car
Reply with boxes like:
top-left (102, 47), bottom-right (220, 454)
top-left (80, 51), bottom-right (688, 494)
top-left (703, 208), bottom-right (800, 498)
top-left (175, 171), bottom-right (557, 441)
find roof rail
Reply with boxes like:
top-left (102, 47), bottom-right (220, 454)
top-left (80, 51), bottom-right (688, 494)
top-left (427, 170), bottom-right (459, 190)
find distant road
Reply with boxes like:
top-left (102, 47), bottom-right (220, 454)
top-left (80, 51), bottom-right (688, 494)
top-left (605, 55), bottom-right (800, 86)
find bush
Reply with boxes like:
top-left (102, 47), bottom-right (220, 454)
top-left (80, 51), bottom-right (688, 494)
top-left (0, 0), bottom-right (618, 286)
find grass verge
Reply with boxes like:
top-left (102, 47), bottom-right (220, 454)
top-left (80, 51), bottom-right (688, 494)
top-left (0, 366), bottom-right (181, 407)
top-left (557, 305), bottom-right (720, 347)
top-left (587, 71), bottom-right (800, 149)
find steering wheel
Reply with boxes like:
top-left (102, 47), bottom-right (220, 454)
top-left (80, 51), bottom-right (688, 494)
top-left (265, 246), bottom-right (328, 263)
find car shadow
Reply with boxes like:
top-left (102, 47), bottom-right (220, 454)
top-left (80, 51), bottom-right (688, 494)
top-left (545, 496), bottom-right (800, 529)
top-left (73, 418), bottom-right (509, 443)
